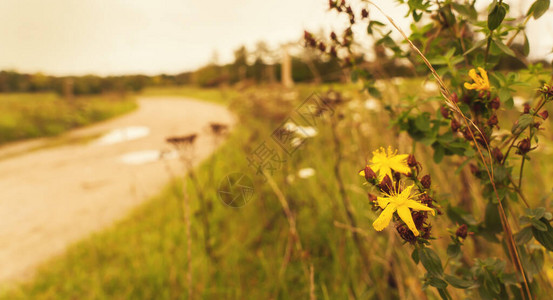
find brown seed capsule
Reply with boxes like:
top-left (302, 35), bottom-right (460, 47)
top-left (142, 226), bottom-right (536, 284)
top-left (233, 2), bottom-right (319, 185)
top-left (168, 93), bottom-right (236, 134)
top-left (451, 92), bottom-right (459, 103)
top-left (450, 118), bottom-right (460, 132)
top-left (441, 106), bottom-right (450, 119)
top-left (492, 147), bottom-right (503, 162)
top-left (487, 114), bottom-right (498, 127)
top-left (407, 154), bottom-right (418, 167)
top-left (364, 166), bottom-right (377, 182)
top-left (523, 103), bottom-right (531, 114)
top-left (539, 83), bottom-right (553, 98)
top-left (490, 96), bottom-right (500, 109)
top-left (421, 175), bottom-right (431, 189)
top-left (379, 175), bottom-right (393, 194)
top-left (318, 42), bottom-right (326, 52)
top-left (419, 194), bottom-right (433, 206)
top-left (479, 90), bottom-right (491, 100)
top-left (517, 138), bottom-right (531, 154)
top-left (456, 224), bottom-right (468, 239)
top-left (539, 110), bottom-right (549, 120)
top-left (368, 193), bottom-right (377, 202)
top-left (329, 46), bottom-right (337, 57)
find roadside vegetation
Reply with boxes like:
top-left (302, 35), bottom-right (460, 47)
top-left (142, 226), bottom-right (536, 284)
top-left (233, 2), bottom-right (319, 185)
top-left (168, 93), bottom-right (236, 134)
top-left (2, 75), bottom-right (552, 299)
top-left (0, 93), bottom-right (136, 145)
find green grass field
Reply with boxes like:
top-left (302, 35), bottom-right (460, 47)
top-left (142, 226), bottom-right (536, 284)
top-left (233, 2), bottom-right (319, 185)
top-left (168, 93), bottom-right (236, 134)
top-left (2, 81), bottom-right (553, 299)
top-left (0, 93), bottom-right (136, 145)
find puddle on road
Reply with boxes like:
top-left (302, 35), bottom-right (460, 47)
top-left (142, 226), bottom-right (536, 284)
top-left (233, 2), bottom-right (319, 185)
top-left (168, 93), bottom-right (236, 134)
top-left (119, 150), bottom-right (178, 165)
top-left (94, 126), bottom-right (150, 146)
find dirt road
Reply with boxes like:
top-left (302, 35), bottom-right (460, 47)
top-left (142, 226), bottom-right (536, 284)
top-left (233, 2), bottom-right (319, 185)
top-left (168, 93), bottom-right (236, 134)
top-left (0, 97), bottom-right (234, 283)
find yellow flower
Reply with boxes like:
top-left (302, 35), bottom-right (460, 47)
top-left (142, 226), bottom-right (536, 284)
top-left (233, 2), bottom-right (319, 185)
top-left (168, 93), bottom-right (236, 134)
top-left (359, 146), bottom-right (410, 182)
top-left (372, 184), bottom-right (435, 236)
top-left (464, 67), bottom-right (490, 91)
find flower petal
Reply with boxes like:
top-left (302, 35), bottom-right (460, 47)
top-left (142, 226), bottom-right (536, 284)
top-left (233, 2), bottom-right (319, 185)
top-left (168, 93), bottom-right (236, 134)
top-left (399, 184), bottom-right (415, 198)
top-left (468, 68), bottom-right (478, 82)
top-left (372, 204), bottom-right (396, 231)
top-left (405, 200), bottom-right (435, 215)
top-left (464, 82), bottom-right (477, 90)
top-left (359, 169), bottom-right (365, 176)
top-left (397, 206), bottom-right (420, 236)
top-left (477, 67), bottom-right (488, 86)
top-left (389, 154), bottom-right (410, 174)
top-left (376, 196), bottom-right (391, 209)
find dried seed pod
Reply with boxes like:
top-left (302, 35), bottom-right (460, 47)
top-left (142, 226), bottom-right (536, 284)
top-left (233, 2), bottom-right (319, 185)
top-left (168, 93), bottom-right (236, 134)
top-left (490, 96), bottom-right (500, 109)
top-left (441, 106), bottom-right (450, 119)
top-left (379, 175), bottom-right (393, 194)
top-left (492, 147), bottom-right (503, 162)
top-left (487, 114), bottom-right (498, 127)
top-left (420, 175), bottom-right (431, 189)
top-left (517, 138), bottom-right (531, 154)
top-left (364, 166), bottom-right (377, 182)
top-left (456, 224), bottom-right (468, 239)
top-left (407, 154), bottom-right (418, 167)
top-left (451, 118), bottom-right (461, 132)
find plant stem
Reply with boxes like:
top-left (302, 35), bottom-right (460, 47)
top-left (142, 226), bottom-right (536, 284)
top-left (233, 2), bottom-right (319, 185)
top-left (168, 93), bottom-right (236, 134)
top-left (330, 117), bottom-right (373, 280)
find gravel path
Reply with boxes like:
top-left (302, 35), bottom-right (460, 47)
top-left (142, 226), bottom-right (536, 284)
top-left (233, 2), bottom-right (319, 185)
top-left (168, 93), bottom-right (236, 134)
top-left (0, 97), bottom-right (234, 283)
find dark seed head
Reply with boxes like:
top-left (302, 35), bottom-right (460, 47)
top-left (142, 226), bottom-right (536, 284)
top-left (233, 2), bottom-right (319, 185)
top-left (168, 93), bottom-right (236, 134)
top-left (490, 96), bottom-right (500, 109)
top-left (517, 138), bottom-right (531, 154)
top-left (420, 175), bottom-right (431, 189)
top-left (363, 166), bottom-right (377, 182)
top-left (487, 114), bottom-right (498, 127)
top-left (523, 103), bottom-right (531, 114)
top-left (407, 154), bottom-right (418, 167)
top-left (456, 224), bottom-right (468, 239)
top-left (441, 106), bottom-right (450, 119)
top-left (492, 147), bottom-right (503, 162)
top-left (379, 175), bottom-right (393, 194)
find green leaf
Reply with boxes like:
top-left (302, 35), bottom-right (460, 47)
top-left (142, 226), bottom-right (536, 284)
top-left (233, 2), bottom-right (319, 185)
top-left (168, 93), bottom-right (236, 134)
top-left (437, 288), bottom-right (452, 300)
top-left (452, 2), bottom-right (477, 20)
top-left (412, 248), bottom-right (420, 264)
top-left (493, 38), bottom-right (516, 57)
top-left (528, 0), bottom-right (550, 19)
top-left (511, 114), bottom-right (534, 134)
top-left (531, 217), bottom-right (548, 231)
top-left (485, 201), bottom-right (503, 234)
top-left (447, 243), bottom-right (461, 258)
top-left (514, 226), bottom-right (533, 245)
top-left (455, 158), bottom-right (473, 175)
top-left (522, 247), bottom-right (545, 277)
top-left (420, 247), bottom-right (443, 277)
top-left (464, 39), bottom-right (487, 55)
top-left (428, 276), bottom-right (448, 289)
top-left (414, 114), bottom-right (431, 132)
top-left (433, 144), bottom-right (445, 163)
top-left (531, 218), bottom-right (553, 251)
top-left (523, 33), bottom-right (530, 56)
top-left (488, 3), bottom-right (507, 30)
top-left (498, 87), bottom-right (512, 104)
top-left (444, 274), bottom-right (474, 289)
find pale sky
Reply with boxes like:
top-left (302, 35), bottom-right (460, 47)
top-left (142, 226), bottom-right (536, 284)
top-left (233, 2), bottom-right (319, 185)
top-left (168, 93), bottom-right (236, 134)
top-left (0, 0), bottom-right (551, 76)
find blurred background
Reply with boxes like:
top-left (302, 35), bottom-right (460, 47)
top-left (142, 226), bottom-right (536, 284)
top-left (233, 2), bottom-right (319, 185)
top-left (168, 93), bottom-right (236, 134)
top-left (1, 0), bottom-right (553, 299)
